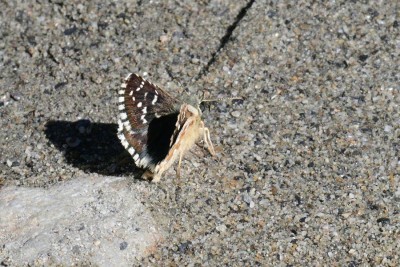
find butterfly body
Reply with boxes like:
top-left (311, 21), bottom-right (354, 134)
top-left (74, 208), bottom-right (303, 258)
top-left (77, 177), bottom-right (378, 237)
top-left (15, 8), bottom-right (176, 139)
top-left (117, 73), bottom-right (215, 182)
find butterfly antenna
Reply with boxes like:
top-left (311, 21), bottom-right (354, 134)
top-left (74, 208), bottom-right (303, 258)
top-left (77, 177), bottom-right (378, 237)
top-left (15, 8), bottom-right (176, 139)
top-left (200, 96), bottom-right (243, 103)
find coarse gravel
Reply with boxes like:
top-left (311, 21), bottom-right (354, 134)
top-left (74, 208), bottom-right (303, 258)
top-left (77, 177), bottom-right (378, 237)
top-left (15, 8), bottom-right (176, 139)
top-left (1, 0), bottom-right (399, 266)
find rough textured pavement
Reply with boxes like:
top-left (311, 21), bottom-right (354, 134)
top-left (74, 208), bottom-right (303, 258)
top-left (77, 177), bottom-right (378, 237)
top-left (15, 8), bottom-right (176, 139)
top-left (1, 0), bottom-right (399, 266)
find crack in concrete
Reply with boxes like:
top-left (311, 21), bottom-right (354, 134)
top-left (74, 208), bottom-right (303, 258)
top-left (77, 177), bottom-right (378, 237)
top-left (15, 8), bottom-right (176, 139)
top-left (195, 0), bottom-right (256, 81)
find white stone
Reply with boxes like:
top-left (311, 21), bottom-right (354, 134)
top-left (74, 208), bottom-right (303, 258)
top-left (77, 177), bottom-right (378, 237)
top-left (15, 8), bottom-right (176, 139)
top-left (0, 177), bottom-right (162, 266)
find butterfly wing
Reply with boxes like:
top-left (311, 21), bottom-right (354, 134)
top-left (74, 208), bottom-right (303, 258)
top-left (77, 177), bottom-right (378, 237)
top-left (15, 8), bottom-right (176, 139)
top-left (117, 73), bottom-right (180, 169)
top-left (149, 103), bottom-right (215, 182)
top-left (150, 104), bottom-right (202, 181)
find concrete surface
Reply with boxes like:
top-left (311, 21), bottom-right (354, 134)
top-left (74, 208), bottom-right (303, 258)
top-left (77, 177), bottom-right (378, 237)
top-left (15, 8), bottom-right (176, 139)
top-left (0, 176), bottom-right (162, 266)
top-left (0, 0), bottom-right (399, 266)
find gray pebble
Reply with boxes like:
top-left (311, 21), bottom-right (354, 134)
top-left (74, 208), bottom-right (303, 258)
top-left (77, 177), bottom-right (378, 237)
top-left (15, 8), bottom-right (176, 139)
top-left (231, 111), bottom-right (241, 118)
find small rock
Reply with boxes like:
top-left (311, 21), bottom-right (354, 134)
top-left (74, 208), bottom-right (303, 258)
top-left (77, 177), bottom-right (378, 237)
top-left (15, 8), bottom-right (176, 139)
top-left (79, 90), bottom-right (87, 97)
top-left (178, 241), bottom-right (191, 253)
top-left (64, 26), bottom-right (77, 35)
top-left (342, 212), bottom-right (352, 218)
top-left (384, 125), bottom-right (392, 132)
top-left (91, 75), bottom-right (103, 84)
top-left (249, 188), bottom-right (256, 196)
top-left (72, 245), bottom-right (80, 255)
top-left (216, 224), bottom-right (227, 233)
top-left (231, 111), bottom-right (241, 118)
top-left (159, 35), bottom-right (169, 43)
top-left (299, 217), bottom-right (307, 223)
top-left (242, 194), bottom-right (252, 204)
top-left (120, 241), bottom-right (128, 250)
top-left (6, 160), bottom-right (13, 167)
top-left (10, 92), bottom-right (22, 101)
top-left (249, 201), bottom-right (255, 208)
top-left (6, 160), bottom-right (19, 167)
top-left (191, 58), bottom-right (200, 64)
top-left (376, 217), bottom-right (390, 225)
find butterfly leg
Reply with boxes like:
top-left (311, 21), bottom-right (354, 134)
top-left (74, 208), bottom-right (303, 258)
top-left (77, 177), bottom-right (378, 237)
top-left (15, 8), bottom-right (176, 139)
top-left (152, 172), bottom-right (162, 183)
top-left (176, 152), bottom-right (183, 178)
top-left (203, 127), bottom-right (216, 156)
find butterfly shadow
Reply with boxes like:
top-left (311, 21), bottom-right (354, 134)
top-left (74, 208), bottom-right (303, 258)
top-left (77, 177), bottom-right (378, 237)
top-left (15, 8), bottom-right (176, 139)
top-left (45, 120), bottom-right (143, 178)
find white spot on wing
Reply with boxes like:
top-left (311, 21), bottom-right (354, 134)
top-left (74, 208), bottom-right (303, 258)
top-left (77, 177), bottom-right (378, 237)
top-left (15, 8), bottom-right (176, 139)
top-left (142, 107), bottom-right (147, 114)
top-left (133, 154), bottom-right (139, 161)
top-left (141, 114), bottom-right (147, 123)
top-left (152, 95), bottom-right (158, 105)
top-left (117, 120), bottom-right (123, 131)
top-left (118, 104), bottom-right (125, 111)
top-left (120, 112), bottom-right (127, 120)
top-left (128, 147), bottom-right (135, 155)
top-left (137, 102), bottom-right (142, 107)
top-left (118, 90), bottom-right (125, 95)
top-left (121, 139), bottom-right (129, 148)
top-left (125, 123), bottom-right (132, 131)
top-left (121, 83), bottom-right (127, 88)
top-left (136, 87), bottom-right (141, 91)
top-left (129, 91), bottom-right (133, 96)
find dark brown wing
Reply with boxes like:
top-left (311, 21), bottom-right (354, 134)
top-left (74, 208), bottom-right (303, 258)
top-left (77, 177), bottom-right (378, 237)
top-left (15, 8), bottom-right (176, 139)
top-left (117, 73), bottom-right (180, 169)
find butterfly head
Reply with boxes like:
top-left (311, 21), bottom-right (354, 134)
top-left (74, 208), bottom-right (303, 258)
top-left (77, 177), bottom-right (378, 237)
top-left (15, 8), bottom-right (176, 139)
top-left (179, 93), bottom-right (204, 115)
top-left (197, 91), bottom-right (243, 113)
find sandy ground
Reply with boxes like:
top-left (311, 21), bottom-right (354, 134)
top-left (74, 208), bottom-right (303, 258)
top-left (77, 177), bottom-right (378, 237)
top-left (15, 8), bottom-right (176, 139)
top-left (0, 0), bottom-right (399, 266)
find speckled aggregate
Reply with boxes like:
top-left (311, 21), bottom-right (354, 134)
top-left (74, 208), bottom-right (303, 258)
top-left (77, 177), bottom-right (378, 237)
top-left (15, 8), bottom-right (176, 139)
top-left (0, 0), bottom-right (399, 266)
